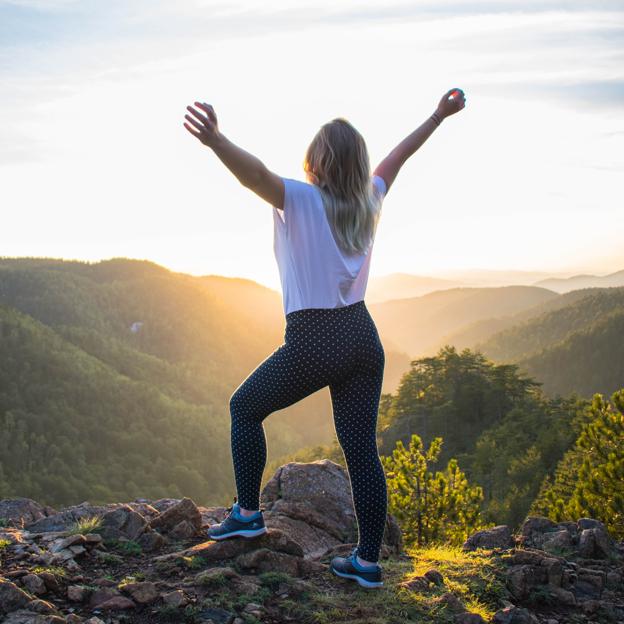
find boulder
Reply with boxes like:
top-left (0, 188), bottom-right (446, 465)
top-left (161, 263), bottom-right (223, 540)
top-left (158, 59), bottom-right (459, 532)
top-left (260, 459), bottom-right (403, 558)
top-left (0, 578), bottom-right (34, 614)
top-left (0, 498), bottom-right (55, 528)
top-left (462, 525), bottom-right (514, 551)
top-left (98, 505), bottom-right (148, 541)
top-left (149, 497), bottom-right (202, 535)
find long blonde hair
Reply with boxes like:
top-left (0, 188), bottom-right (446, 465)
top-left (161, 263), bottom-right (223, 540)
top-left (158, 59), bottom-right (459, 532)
top-left (303, 118), bottom-right (381, 255)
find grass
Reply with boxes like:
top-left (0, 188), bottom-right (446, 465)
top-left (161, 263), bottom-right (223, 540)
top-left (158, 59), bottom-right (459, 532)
top-left (30, 565), bottom-right (68, 579)
top-left (301, 544), bottom-right (510, 624)
top-left (67, 515), bottom-right (103, 535)
top-left (0, 538), bottom-right (11, 550)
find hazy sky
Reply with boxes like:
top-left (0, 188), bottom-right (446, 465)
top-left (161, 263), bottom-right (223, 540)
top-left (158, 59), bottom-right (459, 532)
top-left (2, 0), bottom-right (623, 290)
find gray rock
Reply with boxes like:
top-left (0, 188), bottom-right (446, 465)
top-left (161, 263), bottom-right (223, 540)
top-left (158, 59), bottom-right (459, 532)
top-left (463, 525), bottom-right (514, 551)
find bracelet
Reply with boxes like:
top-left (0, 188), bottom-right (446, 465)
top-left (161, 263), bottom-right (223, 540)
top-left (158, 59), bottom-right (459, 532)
top-left (430, 112), bottom-right (442, 127)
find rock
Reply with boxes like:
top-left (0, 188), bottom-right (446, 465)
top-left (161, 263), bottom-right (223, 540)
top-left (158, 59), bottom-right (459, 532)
top-left (96, 595), bottom-right (136, 610)
top-left (98, 505), bottom-right (148, 541)
top-left (149, 497), bottom-right (202, 535)
top-left (48, 534), bottom-right (86, 553)
top-left (21, 574), bottom-right (46, 595)
top-left (154, 527), bottom-right (303, 565)
top-left (24, 599), bottom-right (59, 615)
top-left (25, 503), bottom-right (110, 533)
top-left (548, 586), bottom-right (576, 606)
top-left (195, 607), bottom-right (237, 624)
top-left (236, 548), bottom-right (303, 576)
top-left (88, 587), bottom-right (121, 608)
top-left (492, 606), bottom-right (539, 624)
top-left (67, 584), bottom-right (87, 602)
top-left (38, 573), bottom-right (61, 593)
top-left (463, 525), bottom-right (514, 551)
top-left (398, 575), bottom-right (431, 591)
top-left (161, 589), bottom-right (187, 607)
top-left (136, 529), bottom-right (166, 552)
top-left (0, 578), bottom-right (34, 614)
top-left (242, 602), bottom-right (264, 617)
top-left (193, 566), bottom-right (240, 586)
top-left (455, 613), bottom-right (486, 624)
top-left (434, 592), bottom-right (466, 613)
top-left (542, 529), bottom-right (573, 554)
top-left (169, 519), bottom-right (198, 540)
top-left (65, 615), bottom-right (83, 623)
top-left (424, 569), bottom-right (444, 585)
top-left (0, 498), bottom-right (55, 528)
top-left (0, 610), bottom-right (65, 624)
top-left (120, 581), bottom-right (159, 604)
top-left (260, 459), bottom-right (403, 558)
top-left (84, 619), bottom-right (106, 624)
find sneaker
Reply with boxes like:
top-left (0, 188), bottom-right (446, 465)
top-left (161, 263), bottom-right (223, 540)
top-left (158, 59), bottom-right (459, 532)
top-left (207, 497), bottom-right (267, 540)
top-left (330, 546), bottom-right (384, 588)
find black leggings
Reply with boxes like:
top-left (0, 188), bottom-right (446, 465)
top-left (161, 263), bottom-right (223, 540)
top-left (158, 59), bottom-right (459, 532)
top-left (229, 299), bottom-right (387, 563)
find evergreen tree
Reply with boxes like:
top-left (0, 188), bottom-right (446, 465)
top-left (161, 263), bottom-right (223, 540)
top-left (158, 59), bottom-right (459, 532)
top-left (381, 433), bottom-right (487, 548)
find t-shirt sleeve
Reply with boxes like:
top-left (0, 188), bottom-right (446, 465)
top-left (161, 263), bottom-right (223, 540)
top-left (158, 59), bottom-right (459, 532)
top-left (272, 177), bottom-right (320, 238)
top-left (372, 175), bottom-right (387, 199)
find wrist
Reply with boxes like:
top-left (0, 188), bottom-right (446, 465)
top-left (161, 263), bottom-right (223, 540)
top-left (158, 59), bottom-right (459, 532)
top-left (431, 110), bottom-right (444, 126)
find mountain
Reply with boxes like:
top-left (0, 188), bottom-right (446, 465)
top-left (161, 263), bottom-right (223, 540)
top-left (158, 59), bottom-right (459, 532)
top-left (368, 285), bottom-right (557, 358)
top-left (533, 269), bottom-right (624, 293)
top-left (366, 272), bottom-right (463, 303)
top-left (476, 287), bottom-right (624, 397)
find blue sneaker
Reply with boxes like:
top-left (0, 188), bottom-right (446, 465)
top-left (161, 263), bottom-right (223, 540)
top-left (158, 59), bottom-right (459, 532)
top-left (330, 546), bottom-right (384, 588)
top-left (207, 497), bottom-right (267, 540)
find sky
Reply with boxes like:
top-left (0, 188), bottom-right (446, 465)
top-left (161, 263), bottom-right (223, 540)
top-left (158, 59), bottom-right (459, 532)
top-left (1, 0), bottom-right (623, 291)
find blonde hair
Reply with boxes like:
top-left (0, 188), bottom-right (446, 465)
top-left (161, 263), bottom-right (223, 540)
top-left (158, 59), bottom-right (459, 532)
top-left (303, 118), bottom-right (381, 255)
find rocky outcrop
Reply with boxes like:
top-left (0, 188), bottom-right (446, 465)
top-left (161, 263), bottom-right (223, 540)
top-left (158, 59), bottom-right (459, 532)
top-left (1, 463), bottom-right (622, 624)
top-left (260, 459), bottom-right (403, 559)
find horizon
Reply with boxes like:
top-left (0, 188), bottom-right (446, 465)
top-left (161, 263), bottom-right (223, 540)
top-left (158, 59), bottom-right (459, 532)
top-left (2, 0), bottom-right (623, 292)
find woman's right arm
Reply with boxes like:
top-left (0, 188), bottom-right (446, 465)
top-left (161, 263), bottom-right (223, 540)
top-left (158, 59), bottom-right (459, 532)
top-left (373, 88), bottom-right (466, 195)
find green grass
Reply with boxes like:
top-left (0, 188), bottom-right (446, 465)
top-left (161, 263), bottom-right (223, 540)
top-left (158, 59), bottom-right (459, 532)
top-left (67, 515), bottom-right (103, 535)
top-left (0, 538), bottom-right (11, 550)
top-left (30, 565), bottom-right (68, 578)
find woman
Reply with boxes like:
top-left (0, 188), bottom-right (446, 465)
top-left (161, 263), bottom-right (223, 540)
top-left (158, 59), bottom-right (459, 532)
top-left (183, 87), bottom-right (466, 589)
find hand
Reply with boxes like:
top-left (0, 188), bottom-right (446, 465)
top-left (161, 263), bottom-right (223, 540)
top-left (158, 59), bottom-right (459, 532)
top-left (184, 102), bottom-right (221, 148)
top-left (435, 88), bottom-right (466, 119)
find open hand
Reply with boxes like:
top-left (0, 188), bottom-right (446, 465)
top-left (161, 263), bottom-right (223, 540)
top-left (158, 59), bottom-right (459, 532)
top-left (436, 88), bottom-right (466, 119)
top-left (184, 102), bottom-right (221, 147)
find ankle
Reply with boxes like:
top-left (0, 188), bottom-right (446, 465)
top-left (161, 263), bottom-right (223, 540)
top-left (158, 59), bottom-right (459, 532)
top-left (238, 507), bottom-right (259, 518)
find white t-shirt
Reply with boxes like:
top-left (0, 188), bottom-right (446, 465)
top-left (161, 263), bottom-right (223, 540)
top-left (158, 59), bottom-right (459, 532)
top-left (272, 175), bottom-right (387, 316)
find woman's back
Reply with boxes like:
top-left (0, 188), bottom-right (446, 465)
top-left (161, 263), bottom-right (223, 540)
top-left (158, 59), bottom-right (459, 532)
top-left (272, 175), bottom-right (387, 316)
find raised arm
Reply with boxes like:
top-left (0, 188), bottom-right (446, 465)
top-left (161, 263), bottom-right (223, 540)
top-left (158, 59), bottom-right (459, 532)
top-left (184, 102), bottom-right (284, 209)
top-left (372, 88), bottom-right (466, 195)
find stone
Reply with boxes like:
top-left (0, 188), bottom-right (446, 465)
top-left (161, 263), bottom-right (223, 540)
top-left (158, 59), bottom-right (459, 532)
top-left (120, 581), bottom-right (159, 604)
top-left (96, 595), bottom-right (136, 610)
top-left (0, 498), bottom-right (54, 528)
top-left (236, 548), bottom-right (302, 576)
top-left (161, 589), bottom-right (187, 607)
top-left (67, 584), bottom-right (87, 602)
top-left (136, 529), bottom-right (166, 552)
top-left (260, 459), bottom-right (402, 557)
top-left (455, 613), bottom-right (486, 624)
top-left (1, 610), bottom-right (65, 624)
top-left (48, 534), bottom-right (86, 553)
top-left (463, 525), bottom-right (514, 551)
top-left (24, 599), bottom-right (59, 615)
top-left (21, 574), bottom-right (46, 595)
top-left (154, 527), bottom-right (303, 565)
top-left (548, 587), bottom-right (576, 606)
top-left (149, 497), bottom-right (202, 534)
top-left (492, 606), bottom-right (539, 624)
top-left (542, 529), bottom-right (573, 554)
top-left (424, 569), bottom-right (444, 585)
top-left (98, 505), bottom-right (148, 541)
top-left (0, 578), bottom-right (34, 614)
top-left (434, 592), bottom-right (466, 613)
top-left (88, 587), bottom-right (121, 608)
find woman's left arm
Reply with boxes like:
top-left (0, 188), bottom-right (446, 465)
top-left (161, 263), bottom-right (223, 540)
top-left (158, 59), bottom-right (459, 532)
top-left (184, 102), bottom-right (284, 209)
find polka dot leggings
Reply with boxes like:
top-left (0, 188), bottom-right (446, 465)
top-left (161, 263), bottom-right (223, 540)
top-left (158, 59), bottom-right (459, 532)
top-left (229, 299), bottom-right (388, 563)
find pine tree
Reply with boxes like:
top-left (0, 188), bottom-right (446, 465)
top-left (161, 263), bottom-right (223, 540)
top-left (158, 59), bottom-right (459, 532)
top-left (381, 433), bottom-right (487, 547)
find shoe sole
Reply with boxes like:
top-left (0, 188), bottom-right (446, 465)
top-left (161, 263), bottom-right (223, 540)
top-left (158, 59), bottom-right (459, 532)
top-left (208, 527), bottom-right (268, 540)
top-left (331, 567), bottom-right (384, 588)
